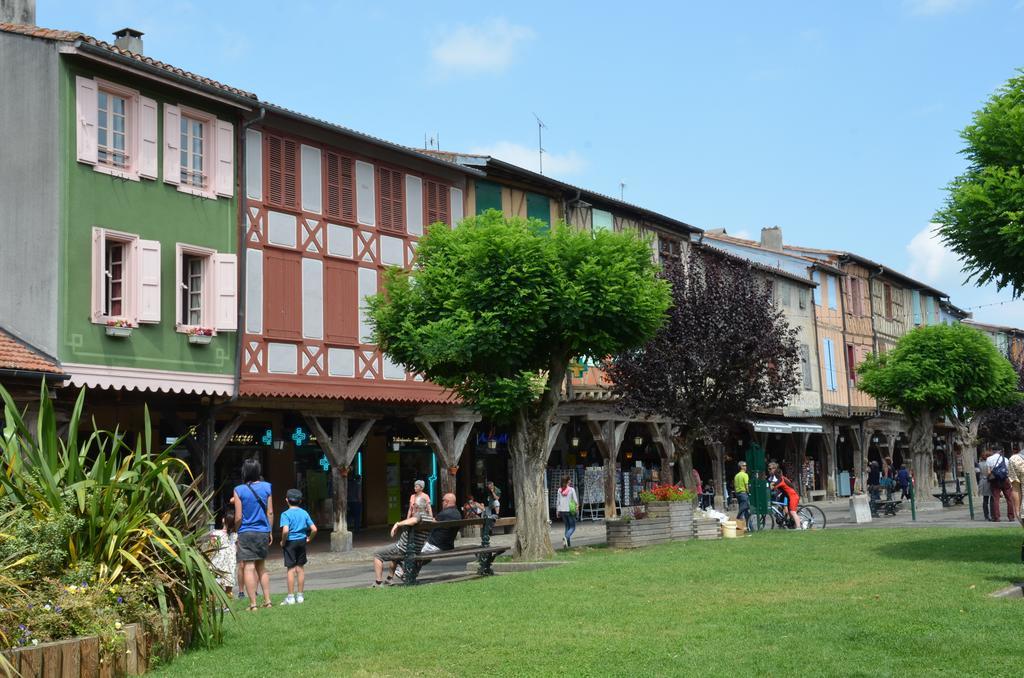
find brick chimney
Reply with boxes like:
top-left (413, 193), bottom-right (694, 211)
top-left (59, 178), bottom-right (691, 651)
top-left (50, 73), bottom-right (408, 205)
top-left (760, 226), bottom-right (783, 251)
top-left (1, 0), bottom-right (35, 24)
top-left (113, 27), bottom-right (144, 54)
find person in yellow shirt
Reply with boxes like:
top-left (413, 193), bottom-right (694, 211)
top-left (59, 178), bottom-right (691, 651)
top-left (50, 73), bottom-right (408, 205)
top-left (734, 461), bottom-right (751, 531)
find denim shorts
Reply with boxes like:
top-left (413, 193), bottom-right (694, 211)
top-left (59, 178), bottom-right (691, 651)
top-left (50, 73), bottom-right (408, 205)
top-left (237, 531), bottom-right (270, 561)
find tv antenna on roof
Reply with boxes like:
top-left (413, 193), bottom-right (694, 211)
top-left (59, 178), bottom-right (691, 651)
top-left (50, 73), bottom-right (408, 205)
top-left (533, 112), bottom-right (546, 174)
top-left (424, 133), bottom-right (439, 150)
top-left (619, 181), bottom-right (626, 201)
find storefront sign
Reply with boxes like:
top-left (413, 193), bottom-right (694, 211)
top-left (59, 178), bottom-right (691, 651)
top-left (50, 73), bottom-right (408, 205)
top-left (319, 453), bottom-right (330, 472)
top-left (261, 429), bottom-right (273, 446)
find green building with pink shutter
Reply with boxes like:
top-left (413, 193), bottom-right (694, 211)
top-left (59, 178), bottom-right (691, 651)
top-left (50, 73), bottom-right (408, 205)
top-left (0, 20), bottom-right (256, 444)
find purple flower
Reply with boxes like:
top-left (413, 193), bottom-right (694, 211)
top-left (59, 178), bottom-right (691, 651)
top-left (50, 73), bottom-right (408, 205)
top-left (117, 597), bottom-right (123, 604)
top-left (55, 606), bottom-right (62, 613)
top-left (18, 624), bottom-right (26, 630)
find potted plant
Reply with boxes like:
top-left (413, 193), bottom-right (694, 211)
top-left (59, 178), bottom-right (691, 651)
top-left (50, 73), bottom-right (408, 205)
top-left (640, 484), bottom-right (696, 541)
top-left (605, 508), bottom-right (671, 549)
top-left (186, 327), bottom-right (214, 345)
top-left (104, 319), bottom-right (134, 338)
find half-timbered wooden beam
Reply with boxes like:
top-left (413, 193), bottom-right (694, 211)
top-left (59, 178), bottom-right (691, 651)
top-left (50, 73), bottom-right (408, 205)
top-left (646, 421), bottom-right (675, 484)
top-left (414, 415), bottom-right (480, 496)
top-left (302, 414), bottom-right (376, 552)
top-left (587, 418), bottom-right (628, 519)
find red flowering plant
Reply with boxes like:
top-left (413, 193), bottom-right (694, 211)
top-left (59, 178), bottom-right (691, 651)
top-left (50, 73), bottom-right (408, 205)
top-left (185, 327), bottom-right (214, 336)
top-left (639, 484), bottom-right (696, 504)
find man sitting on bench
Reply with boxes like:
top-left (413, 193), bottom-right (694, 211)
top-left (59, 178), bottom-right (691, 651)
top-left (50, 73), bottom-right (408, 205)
top-left (421, 493), bottom-right (462, 555)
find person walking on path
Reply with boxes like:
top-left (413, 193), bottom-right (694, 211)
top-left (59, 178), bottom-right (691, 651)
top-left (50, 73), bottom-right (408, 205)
top-left (896, 464), bottom-right (912, 500)
top-left (978, 450), bottom-right (992, 521)
top-left (734, 461), bottom-right (751, 531)
top-left (406, 479), bottom-right (433, 520)
top-left (556, 476), bottom-right (580, 548)
top-left (279, 488), bottom-right (317, 605)
top-left (987, 449), bottom-right (1017, 522)
top-left (232, 458), bottom-right (274, 610)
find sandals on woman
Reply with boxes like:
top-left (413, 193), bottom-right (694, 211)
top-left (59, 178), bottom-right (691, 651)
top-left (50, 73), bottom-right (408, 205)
top-left (247, 604), bottom-right (258, 612)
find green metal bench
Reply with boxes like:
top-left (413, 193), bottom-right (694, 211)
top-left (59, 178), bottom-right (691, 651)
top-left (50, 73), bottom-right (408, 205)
top-left (397, 516), bottom-right (516, 585)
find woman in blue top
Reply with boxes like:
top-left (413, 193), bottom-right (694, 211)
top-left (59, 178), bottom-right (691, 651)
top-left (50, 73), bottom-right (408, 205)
top-left (231, 458), bottom-right (274, 610)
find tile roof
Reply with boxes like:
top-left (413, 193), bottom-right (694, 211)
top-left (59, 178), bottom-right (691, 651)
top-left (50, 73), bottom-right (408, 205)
top-left (0, 327), bottom-right (64, 376)
top-left (695, 242), bottom-right (817, 287)
top-left (418, 150), bottom-right (702, 235)
top-left (0, 23), bottom-right (257, 100)
top-left (701, 231), bottom-right (841, 274)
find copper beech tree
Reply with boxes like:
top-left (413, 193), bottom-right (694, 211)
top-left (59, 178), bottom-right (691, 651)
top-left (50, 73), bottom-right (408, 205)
top-left (368, 211), bottom-right (669, 560)
top-left (606, 247), bottom-right (801, 483)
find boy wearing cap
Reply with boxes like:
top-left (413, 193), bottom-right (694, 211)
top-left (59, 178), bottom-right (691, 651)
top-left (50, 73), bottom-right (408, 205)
top-left (280, 488), bottom-right (317, 605)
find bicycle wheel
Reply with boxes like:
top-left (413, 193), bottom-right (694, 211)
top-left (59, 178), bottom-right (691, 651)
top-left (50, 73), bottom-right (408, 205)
top-left (768, 510), bottom-right (779, 529)
top-left (751, 514), bottom-right (767, 532)
top-left (798, 505), bottom-right (827, 530)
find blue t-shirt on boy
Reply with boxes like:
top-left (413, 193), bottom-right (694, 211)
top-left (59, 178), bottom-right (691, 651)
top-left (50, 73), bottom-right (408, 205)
top-left (235, 480), bottom-right (272, 533)
top-left (280, 507), bottom-right (314, 541)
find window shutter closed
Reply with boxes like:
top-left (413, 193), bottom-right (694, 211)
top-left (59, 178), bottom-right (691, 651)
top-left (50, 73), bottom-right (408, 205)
top-left (138, 96), bottom-right (158, 179)
top-left (75, 76), bottom-right (98, 165)
top-left (91, 227), bottom-right (105, 322)
top-left (266, 134), bottom-right (298, 209)
top-left (377, 167), bottom-right (405, 232)
top-left (163, 105), bottom-right (181, 185)
top-left (800, 344), bottom-right (812, 390)
top-left (215, 119), bottom-right (234, 197)
top-left (324, 151), bottom-right (355, 222)
top-left (136, 239), bottom-right (161, 324)
top-left (425, 180), bottom-right (450, 226)
top-left (450, 187), bottom-right (464, 226)
top-left (212, 253), bottom-right (238, 331)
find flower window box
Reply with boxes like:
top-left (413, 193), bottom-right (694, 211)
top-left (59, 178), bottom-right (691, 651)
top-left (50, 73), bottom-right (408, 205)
top-left (186, 328), bottom-right (214, 345)
top-left (105, 321), bottom-right (134, 338)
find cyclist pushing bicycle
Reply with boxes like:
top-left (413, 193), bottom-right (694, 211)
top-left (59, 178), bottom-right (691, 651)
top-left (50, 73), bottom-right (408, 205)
top-left (767, 462), bottom-right (802, 529)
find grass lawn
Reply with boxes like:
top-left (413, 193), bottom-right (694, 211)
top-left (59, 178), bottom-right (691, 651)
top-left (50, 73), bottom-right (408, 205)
top-left (153, 528), bottom-right (1022, 677)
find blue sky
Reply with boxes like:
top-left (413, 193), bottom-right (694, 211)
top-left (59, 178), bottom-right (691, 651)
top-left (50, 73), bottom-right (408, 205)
top-left (41, 0), bottom-right (1024, 324)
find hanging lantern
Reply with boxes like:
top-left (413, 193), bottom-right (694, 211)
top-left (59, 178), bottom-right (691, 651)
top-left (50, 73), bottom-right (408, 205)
top-left (633, 435), bottom-right (643, 447)
top-left (625, 450), bottom-right (634, 460)
top-left (488, 438), bottom-right (497, 450)
top-left (571, 436), bottom-right (580, 448)
top-left (391, 440), bottom-right (401, 452)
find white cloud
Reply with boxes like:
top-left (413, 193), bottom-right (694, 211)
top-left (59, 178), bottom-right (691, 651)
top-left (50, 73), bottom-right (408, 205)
top-left (904, 0), bottom-right (974, 16)
top-left (469, 141), bottom-right (586, 177)
top-left (431, 18), bottom-right (535, 76)
top-left (906, 223), bottom-right (962, 286)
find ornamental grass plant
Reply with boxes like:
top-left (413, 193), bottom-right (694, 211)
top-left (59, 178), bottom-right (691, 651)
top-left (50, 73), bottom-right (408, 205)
top-left (638, 483), bottom-right (696, 503)
top-left (0, 384), bottom-right (227, 664)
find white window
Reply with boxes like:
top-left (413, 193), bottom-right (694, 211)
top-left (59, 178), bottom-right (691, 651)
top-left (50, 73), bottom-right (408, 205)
top-left (76, 77), bottom-right (157, 181)
top-left (91, 227), bottom-right (161, 325)
top-left (181, 254), bottom-right (205, 325)
top-left (175, 244), bottom-right (239, 333)
top-left (98, 89), bottom-right (129, 170)
top-left (165, 105), bottom-right (232, 199)
top-left (105, 240), bottom-right (127, 317)
top-left (180, 115), bottom-right (206, 188)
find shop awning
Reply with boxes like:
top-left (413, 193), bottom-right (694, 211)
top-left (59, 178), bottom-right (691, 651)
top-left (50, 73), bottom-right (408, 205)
top-left (748, 420), bottom-right (823, 434)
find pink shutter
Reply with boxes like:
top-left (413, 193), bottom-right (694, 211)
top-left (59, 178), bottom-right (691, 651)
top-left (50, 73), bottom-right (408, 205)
top-left (214, 119), bottom-right (234, 197)
top-left (91, 227), bottom-right (105, 322)
top-left (76, 76), bottom-right (98, 165)
top-left (163, 105), bottom-right (181, 185)
top-left (212, 253), bottom-right (238, 331)
top-left (136, 239), bottom-right (162, 324)
top-left (138, 96), bottom-right (158, 179)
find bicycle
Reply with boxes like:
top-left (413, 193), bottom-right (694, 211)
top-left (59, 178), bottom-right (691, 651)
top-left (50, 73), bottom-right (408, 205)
top-left (750, 500), bottom-right (826, 531)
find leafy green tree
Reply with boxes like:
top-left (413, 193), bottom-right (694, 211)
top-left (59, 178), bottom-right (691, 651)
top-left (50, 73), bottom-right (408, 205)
top-left (369, 211), bottom-right (670, 559)
top-left (857, 323), bottom-right (1019, 497)
top-left (935, 70), bottom-right (1024, 295)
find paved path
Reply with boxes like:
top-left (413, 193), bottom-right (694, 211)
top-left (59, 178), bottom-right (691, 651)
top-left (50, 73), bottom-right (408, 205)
top-left (251, 500), bottom-right (1020, 597)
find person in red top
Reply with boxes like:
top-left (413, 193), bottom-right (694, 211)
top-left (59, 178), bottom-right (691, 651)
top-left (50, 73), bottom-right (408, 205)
top-left (768, 462), bottom-right (801, 528)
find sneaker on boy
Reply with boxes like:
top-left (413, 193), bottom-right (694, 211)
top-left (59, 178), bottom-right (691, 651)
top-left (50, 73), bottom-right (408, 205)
top-left (280, 488), bottom-right (318, 604)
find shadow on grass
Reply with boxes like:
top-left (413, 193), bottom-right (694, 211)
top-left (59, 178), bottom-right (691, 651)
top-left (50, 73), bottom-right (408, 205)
top-left (873, 531), bottom-right (1023, 565)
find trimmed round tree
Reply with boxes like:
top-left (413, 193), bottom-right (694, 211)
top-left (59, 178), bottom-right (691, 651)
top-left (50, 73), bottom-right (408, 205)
top-left (935, 70), bottom-right (1024, 295)
top-left (857, 323), bottom-right (1019, 498)
top-left (606, 248), bottom-right (801, 484)
top-left (368, 211), bottom-right (670, 560)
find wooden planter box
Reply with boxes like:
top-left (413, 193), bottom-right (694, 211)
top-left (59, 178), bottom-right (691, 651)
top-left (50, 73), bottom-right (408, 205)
top-left (105, 326), bottom-right (133, 338)
top-left (606, 516), bottom-right (671, 549)
top-left (645, 501), bottom-right (694, 541)
top-left (3, 614), bottom-right (190, 677)
top-left (692, 517), bottom-right (722, 541)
